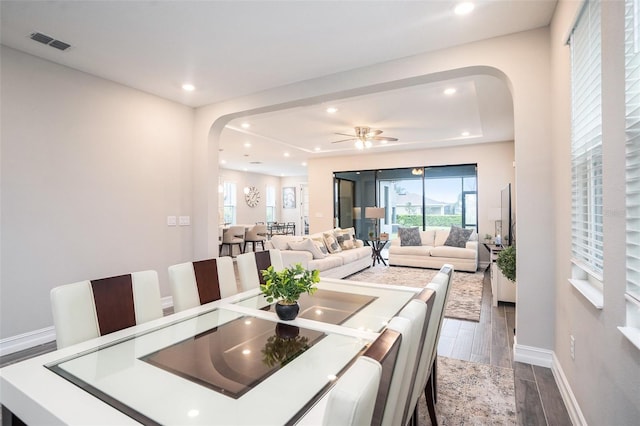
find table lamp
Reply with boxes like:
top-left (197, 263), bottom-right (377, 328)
top-left (365, 207), bottom-right (385, 238)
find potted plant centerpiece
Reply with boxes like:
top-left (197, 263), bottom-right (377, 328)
top-left (260, 263), bottom-right (320, 320)
top-left (496, 245), bottom-right (516, 283)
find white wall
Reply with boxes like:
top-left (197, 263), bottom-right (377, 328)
top-left (0, 47), bottom-right (194, 339)
top-left (549, 1), bottom-right (640, 423)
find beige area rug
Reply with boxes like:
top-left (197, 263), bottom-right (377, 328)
top-left (347, 265), bottom-right (485, 322)
top-left (418, 356), bottom-right (517, 425)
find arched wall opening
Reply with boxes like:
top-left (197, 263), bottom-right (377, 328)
top-left (196, 27), bottom-right (553, 355)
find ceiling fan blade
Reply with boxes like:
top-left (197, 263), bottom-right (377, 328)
top-left (371, 136), bottom-right (398, 141)
top-left (366, 129), bottom-right (383, 137)
top-left (331, 137), bottom-right (357, 143)
top-left (334, 132), bottom-right (357, 137)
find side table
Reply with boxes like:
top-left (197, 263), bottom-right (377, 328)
top-left (366, 239), bottom-right (389, 266)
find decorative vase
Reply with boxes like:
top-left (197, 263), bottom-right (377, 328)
top-left (275, 301), bottom-right (300, 321)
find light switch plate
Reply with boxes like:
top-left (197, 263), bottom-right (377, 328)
top-left (179, 215), bottom-right (190, 226)
top-left (167, 216), bottom-right (177, 226)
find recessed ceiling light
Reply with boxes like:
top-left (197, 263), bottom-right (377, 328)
top-left (326, 107), bottom-right (338, 114)
top-left (182, 83), bottom-right (195, 91)
top-left (220, 159), bottom-right (226, 164)
top-left (243, 168), bottom-right (248, 171)
top-left (284, 152), bottom-right (290, 157)
top-left (244, 142), bottom-right (251, 148)
top-left (454, 2), bottom-right (475, 15)
top-left (314, 147), bottom-right (321, 152)
top-left (461, 131), bottom-right (470, 137)
top-left (444, 87), bottom-right (457, 95)
top-left (241, 122), bottom-right (250, 129)
top-left (302, 162), bottom-right (307, 166)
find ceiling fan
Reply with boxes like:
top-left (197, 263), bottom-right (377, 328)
top-left (331, 126), bottom-right (398, 150)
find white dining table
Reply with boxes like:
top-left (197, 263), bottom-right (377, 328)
top-left (0, 279), bottom-right (420, 425)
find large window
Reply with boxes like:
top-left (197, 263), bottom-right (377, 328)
top-left (570, 0), bottom-right (604, 281)
top-left (335, 165), bottom-right (477, 239)
top-left (223, 181), bottom-right (236, 224)
top-left (625, 0), bottom-right (640, 333)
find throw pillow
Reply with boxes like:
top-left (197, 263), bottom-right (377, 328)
top-left (398, 227), bottom-right (422, 246)
top-left (288, 239), bottom-right (326, 259)
top-left (443, 225), bottom-right (474, 248)
top-left (323, 231), bottom-right (343, 254)
top-left (335, 229), bottom-right (355, 250)
top-left (310, 236), bottom-right (329, 255)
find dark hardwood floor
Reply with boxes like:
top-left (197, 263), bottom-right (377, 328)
top-left (436, 268), bottom-right (572, 426)
top-left (1, 267), bottom-right (572, 425)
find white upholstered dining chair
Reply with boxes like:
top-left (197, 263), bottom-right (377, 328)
top-left (236, 249), bottom-right (284, 292)
top-left (168, 256), bottom-right (237, 312)
top-left (50, 270), bottom-right (163, 349)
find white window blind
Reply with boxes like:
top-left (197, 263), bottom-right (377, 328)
top-left (570, 0), bottom-right (604, 279)
top-left (626, 0), bottom-right (640, 303)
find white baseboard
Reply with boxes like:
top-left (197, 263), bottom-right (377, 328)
top-left (552, 353), bottom-right (587, 426)
top-left (0, 326), bottom-right (56, 357)
top-left (1, 297), bottom-right (175, 357)
top-left (513, 343), bottom-right (554, 367)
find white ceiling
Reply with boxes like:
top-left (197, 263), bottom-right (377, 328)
top-left (0, 0), bottom-right (557, 176)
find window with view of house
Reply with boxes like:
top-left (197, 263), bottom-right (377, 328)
top-left (223, 181), bottom-right (236, 224)
top-left (569, 0), bottom-right (604, 299)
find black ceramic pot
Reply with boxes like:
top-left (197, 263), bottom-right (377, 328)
top-left (275, 302), bottom-right (300, 321)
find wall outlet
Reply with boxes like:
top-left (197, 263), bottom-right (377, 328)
top-left (167, 216), bottom-right (177, 226)
top-left (570, 335), bottom-right (575, 360)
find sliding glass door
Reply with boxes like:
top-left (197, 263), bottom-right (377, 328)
top-left (335, 164), bottom-right (477, 239)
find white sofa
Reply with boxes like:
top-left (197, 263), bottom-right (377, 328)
top-left (388, 227), bottom-right (478, 272)
top-left (266, 228), bottom-right (372, 278)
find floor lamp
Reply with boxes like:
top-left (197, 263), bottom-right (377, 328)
top-left (365, 207), bottom-right (385, 238)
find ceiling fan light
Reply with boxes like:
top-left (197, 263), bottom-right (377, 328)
top-left (364, 140), bottom-right (372, 148)
top-left (355, 140), bottom-right (364, 150)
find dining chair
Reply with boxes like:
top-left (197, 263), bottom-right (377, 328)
top-left (406, 264), bottom-right (454, 426)
top-left (236, 249), bottom-right (284, 292)
top-left (361, 325), bottom-right (403, 426)
top-left (298, 329), bottom-right (402, 426)
top-left (50, 270), bottom-right (163, 349)
top-left (314, 357), bottom-right (382, 426)
top-left (220, 225), bottom-right (245, 256)
top-left (395, 288), bottom-right (436, 426)
top-left (376, 314), bottom-right (423, 426)
top-left (243, 224), bottom-right (267, 252)
top-left (286, 221), bottom-right (296, 235)
top-left (398, 288), bottom-right (437, 426)
top-left (168, 256), bottom-right (237, 313)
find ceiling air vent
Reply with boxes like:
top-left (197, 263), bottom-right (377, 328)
top-left (30, 32), bottom-right (71, 51)
top-left (249, 161), bottom-right (263, 164)
top-left (30, 32), bottom-right (53, 45)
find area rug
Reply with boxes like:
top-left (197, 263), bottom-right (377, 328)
top-left (347, 265), bottom-right (484, 322)
top-left (418, 356), bottom-right (517, 425)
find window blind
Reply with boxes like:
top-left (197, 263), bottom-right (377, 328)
top-left (626, 0), bottom-right (640, 302)
top-left (571, 0), bottom-right (604, 279)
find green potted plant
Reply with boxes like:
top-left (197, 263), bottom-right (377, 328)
top-left (496, 245), bottom-right (516, 283)
top-left (260, 263), bottom-right (320, 320)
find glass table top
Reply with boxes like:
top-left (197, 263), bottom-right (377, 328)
top-left (233, 279), bottom-right (418, 333)
top-left (47, 308), bottom-right (371, 425)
